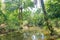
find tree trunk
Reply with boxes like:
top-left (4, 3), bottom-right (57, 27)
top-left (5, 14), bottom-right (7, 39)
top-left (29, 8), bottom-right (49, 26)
top-left (18, 1), bottom-right (23, 29)
top-left (40, 0), bottom-right (54, 36)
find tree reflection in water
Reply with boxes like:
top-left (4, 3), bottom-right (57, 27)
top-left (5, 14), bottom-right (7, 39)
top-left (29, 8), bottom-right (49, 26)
top-left (23, 32), bottom-right (45, 40)
top-left (31, 34), bottom-right (38, 40)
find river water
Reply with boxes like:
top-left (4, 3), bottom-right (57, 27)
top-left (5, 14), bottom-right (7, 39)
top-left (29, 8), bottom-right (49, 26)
top-left (23, 32), bottom-right (45, 40)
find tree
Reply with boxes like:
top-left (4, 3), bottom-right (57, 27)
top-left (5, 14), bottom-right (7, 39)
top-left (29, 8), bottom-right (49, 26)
top-left (40, 0), bottom-right (55, 35)
top-left (46, 0), bottom-right (60, 28)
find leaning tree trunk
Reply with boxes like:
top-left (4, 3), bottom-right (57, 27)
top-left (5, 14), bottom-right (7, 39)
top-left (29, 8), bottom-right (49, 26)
top-left (40, 0), bottom-right (55, 36)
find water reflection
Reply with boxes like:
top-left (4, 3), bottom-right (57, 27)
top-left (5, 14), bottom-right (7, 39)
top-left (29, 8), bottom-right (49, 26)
top-left (41, 33), bottom-right (44, 40)
top-left (31, 34), bottom-right (38, 40)
top-left (23, 32), bottom-right (45, 40)
top-left (23, 33), bottom-right (27, 38)
top-left (23, 32), bottom-right (30, 40)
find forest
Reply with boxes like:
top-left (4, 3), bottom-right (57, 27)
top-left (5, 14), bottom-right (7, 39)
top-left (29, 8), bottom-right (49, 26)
top-left (0, 0), bottom-right (60, 40)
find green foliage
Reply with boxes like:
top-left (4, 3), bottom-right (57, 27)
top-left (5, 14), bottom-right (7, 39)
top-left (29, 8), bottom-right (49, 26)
top-left (23, 0), bottom-right (34, 8)
top-left (0, 0), bottom-right (45, 29)
top-left (0, 0), bottom-right (34, 29)
top-left (45, 0), bottom-right (60, 28)
top-left (46, 0), bottom-right (60, 19)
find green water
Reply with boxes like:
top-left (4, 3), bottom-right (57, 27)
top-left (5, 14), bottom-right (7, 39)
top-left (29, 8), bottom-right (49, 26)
top-left (0, 31), bottom-right (60, 40)
top-left (0, 32), bottom-right (23, 40)
top-left (0, 31), bottom-right (41, 40)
